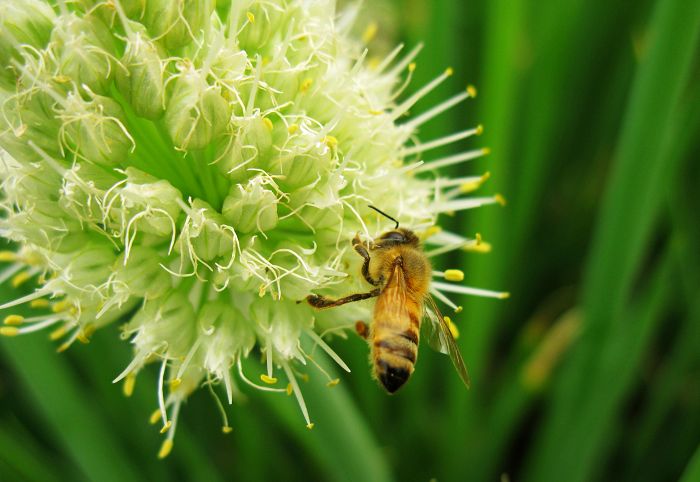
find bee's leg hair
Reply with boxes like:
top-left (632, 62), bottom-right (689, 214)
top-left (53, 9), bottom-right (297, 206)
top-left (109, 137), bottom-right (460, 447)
top-left (352, 233), bottom-right (381, 286)
top-left (305, 288), bottom-right (381, 309)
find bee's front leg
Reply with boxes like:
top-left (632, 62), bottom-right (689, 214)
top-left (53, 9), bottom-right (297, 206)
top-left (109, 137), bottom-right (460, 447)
top-left (352, 233), bottom-right (381, 286)
top-left (305, 288), bottom-right (380, 309)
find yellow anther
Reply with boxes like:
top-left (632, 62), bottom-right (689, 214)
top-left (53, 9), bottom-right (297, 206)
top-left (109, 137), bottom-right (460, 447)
top-left (499, 292), bottom-right (511, 299)
top-left (246, 12), bottom-right (255, 24)
top-left (262, 117), bottom-right (273, 130)
top-left (150, 409), bottom-right (162, 425)
top-left (454, 306), bottom-right (463, 314)
top-left (481, 147), bottom-right (491, 156)
top-left (52, 300), bottom-right (72, 313)
top-left (287, 123), bottom-right (299, 134)
top-left (494, 193), bottom-right (507, 206)
top-left (49, 325), bottom-right (68, 340)
top-left (408, 62), bottom-right (416, 72)
top-left (300, 373), bottom-right (310, 382)
top-left (286, 383), bottom-right (293, 395)
top-left (77, 328), bottom-right (94, 344)
top-left (444, 316), bottom-right (459, 339)
top-left (467, 85), bottom-right (477, 97)
top-left (444, 269), bottom-right (465, 282)
top-left (306, 423), bottom-right (315, 430)
top-left (123, 374), bottom-right (136, 397)
top-left (11, 271), bottom-right (32, 288)
top-left (481, 171), bottom-right (491, 181)
top-left (369, 109), bottom-right (383, 115)
top-left (4, 315), bottom-right (24, 326)
top-left (422, 226), bottom-right (442, 240)
top-left (222, 426), bottom-right (233, 434)
top-left (37, 274), bottom-right (46, 285)
top-left (475, 124), bottom-right (484, 135)
top-left (160, 421), bottom-right (172, 434)
top-left (258, 284), bottom-right (266, 297)
top-left (158, 439), bottom-right (174, 459)
top-left (56, 340), bottom-right (72, 353)
top-left (445, 67), bottom-right (454, 76)
top-left (54, 75), bottom-right (70, 83)
top-left (300, 78), bottom-right (313, 92)
top-left (169, 378), bottom-right (182, 390)
top-left (0, 327), bottom-right (19, 337)
top-left (362, 22), bottom-right (378, 44)
top-left (326, 378), bottom-right (340, 387)
top-left (260, 374), bottom-right (278, 384)
top-left (30, 299), bottom-right (50, 309)
top-left (324, 135), bottom-right (338, 148)
top-left (0, 251), bottom-right (17, 262)
top-left (464, 241), bottom-right (492, 254)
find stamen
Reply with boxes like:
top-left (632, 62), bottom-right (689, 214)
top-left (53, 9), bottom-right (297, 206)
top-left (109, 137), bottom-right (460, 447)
top-left (157, 358), bottom-right (169, 428)
top-left (237, 359), bottom-right (287, 393)
top-left (282, 362), bottom-right (312, 428)
top-left (4, 315), bottom-right (24, 325)
top-left (29, 299), bottom-right (50, 309)
top-left (432, 280), bottom-right (510, 299)
top-left (429, 287), bottom-right (461, 312)
top-left (425, 238), bottom-right (480, 257)
top-left (432, 269), bottom-right (465, 282)
top-left (444, 316), bottom-right (460, 339)
top-left (391, 67), bottom-right (454, 120)
top-left (206, 379), bottom-right (231, 434)
top-left (306, 328), bottom-right (351, 373)
top-left (430, 194), bottom-right (503, 214)
top-left (123, 373), bottom-right (136, 397)
top-left (11, 270), bottom-right (33, 288)
top-left (405, 86), bottom-right (476, 129)
top-left (0, 327), bottom-right (19, 337)
top-left (415, 148), bottom-right (489, 173)
top-left (0, 251), bottom-right (17, 262)
top-left (402, 127), bottom-right (482, 156)
top-left (260, 374), bottom-right (278, 384)
top-left (158, 440), bottom-right (173, 459)
top-left (362, 22), bottom-right (378, 44)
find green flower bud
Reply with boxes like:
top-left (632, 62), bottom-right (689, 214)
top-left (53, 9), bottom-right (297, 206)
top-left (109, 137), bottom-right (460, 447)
top-left (0, 0), bottom-right (55, 85)
top-left (165, 62), bottom-right (231, 150)
top-left (51, 13), bottom-right (116, 93)
top-left (59, 90), bottom-right (133, 166)
top-left (143, 0), bottom-right (215, 50)
top-left (116, 23), bottom-right (166, 120)
top-left (222, 177), bottom-right (279, 234)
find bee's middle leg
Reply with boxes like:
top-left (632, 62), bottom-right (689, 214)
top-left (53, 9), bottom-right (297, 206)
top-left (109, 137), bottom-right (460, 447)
top-left (352, 233), bottom-right (381, 286)
top-left (305, 288), bottom-right (380, 309)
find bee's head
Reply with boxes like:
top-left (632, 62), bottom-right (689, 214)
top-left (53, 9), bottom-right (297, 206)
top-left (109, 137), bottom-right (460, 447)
top-left (375, 228), bottom-right (419, 248)
top-left (367, 205), bottom-right (420, 248)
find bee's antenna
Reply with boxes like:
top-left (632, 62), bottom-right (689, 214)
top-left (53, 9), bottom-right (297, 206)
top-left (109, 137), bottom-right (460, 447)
top-left (368, 205), bottom-right (400, 229)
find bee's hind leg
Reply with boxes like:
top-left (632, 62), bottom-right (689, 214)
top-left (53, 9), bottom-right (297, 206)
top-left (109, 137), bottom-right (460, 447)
top-left (305, 288), bottom-right (380, 309)
top-left (352, 233), bottom-right (381, 286)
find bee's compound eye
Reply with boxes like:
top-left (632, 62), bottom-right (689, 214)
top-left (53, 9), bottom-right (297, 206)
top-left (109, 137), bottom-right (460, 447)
top-left (380, 231), bottom-right (406, 243)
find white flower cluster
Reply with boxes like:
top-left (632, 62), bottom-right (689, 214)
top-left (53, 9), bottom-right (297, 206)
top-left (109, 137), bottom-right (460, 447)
top-left (0, 0), bottom-right (502, 457)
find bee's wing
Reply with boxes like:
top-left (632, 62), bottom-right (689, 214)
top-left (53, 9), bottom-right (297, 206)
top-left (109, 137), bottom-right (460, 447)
top-left (422, 295), bottom-right (471, 388)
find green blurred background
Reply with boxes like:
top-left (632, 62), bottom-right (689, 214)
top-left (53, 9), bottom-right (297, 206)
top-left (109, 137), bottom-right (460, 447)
top-left (1, 0), bottom-right (699, 480)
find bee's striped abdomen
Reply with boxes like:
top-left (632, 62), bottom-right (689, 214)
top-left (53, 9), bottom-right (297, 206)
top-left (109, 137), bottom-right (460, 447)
top-left (372, 316), bottom-right (420, 393)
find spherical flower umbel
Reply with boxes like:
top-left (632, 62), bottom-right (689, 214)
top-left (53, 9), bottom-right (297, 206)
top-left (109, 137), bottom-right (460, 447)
top-left (0, 0), bottom-right (506, 457)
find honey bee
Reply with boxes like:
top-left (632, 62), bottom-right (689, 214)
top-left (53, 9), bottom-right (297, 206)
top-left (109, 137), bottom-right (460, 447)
top-left (305, 206), bottom-right (470, 393)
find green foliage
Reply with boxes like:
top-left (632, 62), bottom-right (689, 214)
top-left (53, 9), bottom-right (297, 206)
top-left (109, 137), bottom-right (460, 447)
top-left (1, 0), bottom-right (698, 480)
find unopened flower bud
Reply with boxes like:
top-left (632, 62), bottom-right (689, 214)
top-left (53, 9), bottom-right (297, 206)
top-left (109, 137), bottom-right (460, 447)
top-left (222, 178), bottom-right (279, 234)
